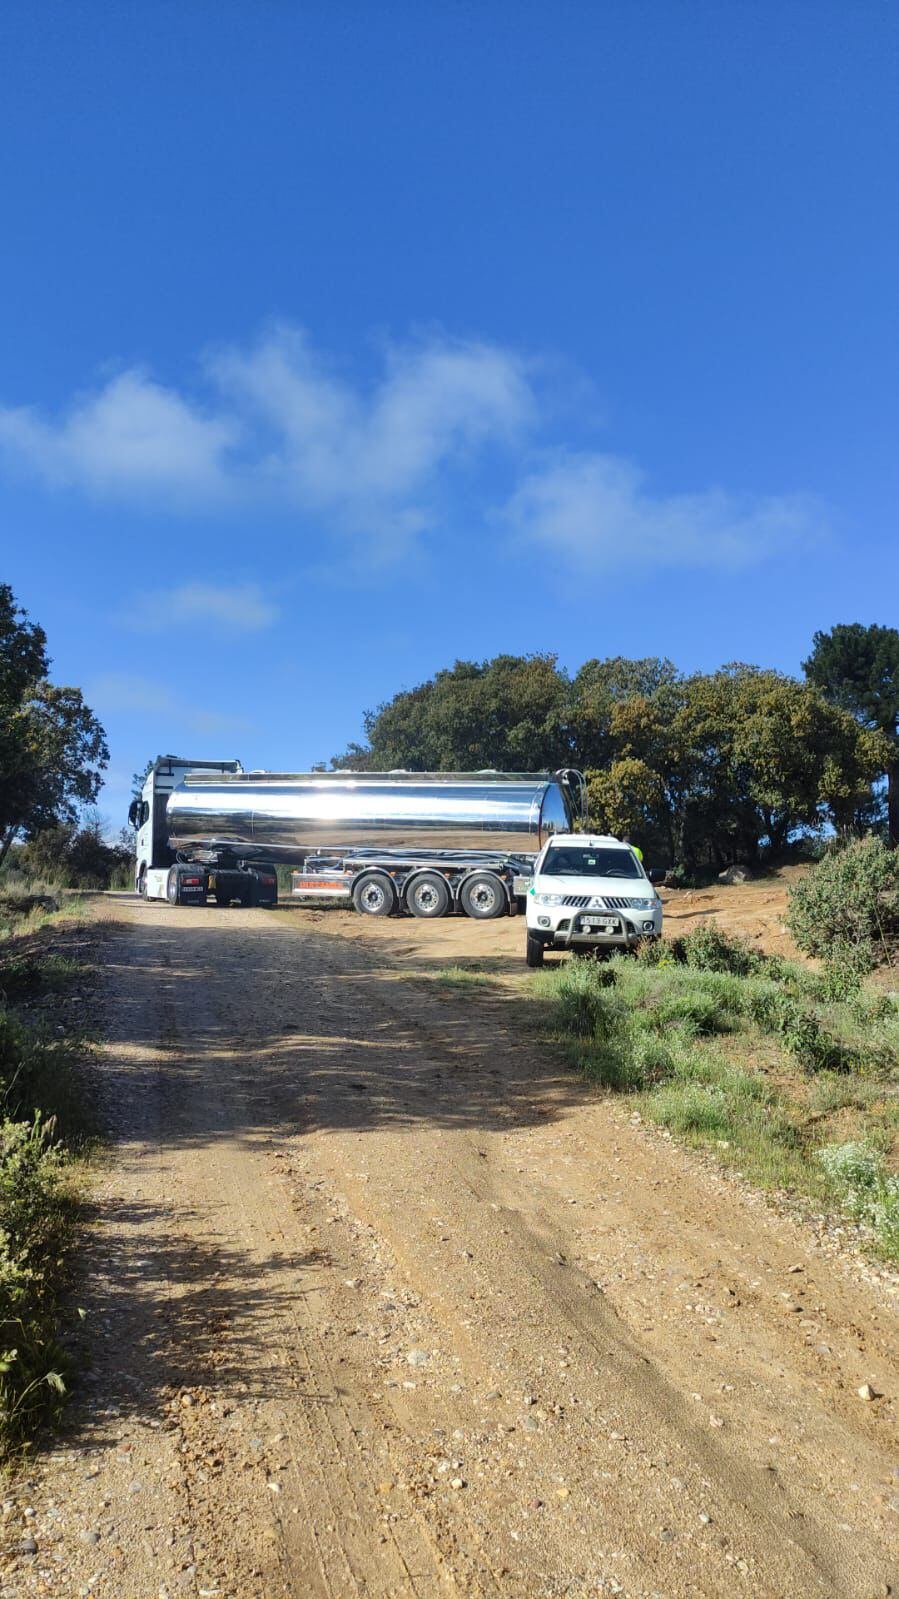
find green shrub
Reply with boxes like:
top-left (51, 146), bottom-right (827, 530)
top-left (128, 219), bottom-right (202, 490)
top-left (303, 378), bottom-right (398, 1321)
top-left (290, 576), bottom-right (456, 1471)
top-left (738, 982), bottom-right (846, 1072)
top-left (631, 1033), bottom-right (677, 1084)
top-left (551, 960), bottom-right (619, 1038)
top-left (787, 838), bottom-right (899, 972)
top-left (817, 942), bottom-right (871, 1002)
top-left (0, 1117), bottom-right (77, 1450)
top-left (650, 1081), bottom-right (733, 1137)
top-left (680, 922), bottom-right (762, 977)
top-left (817, 1143), bottom-right (899, 1260)
top-left (635, 935), bottom-right (684, 966)
top-left (648, 988), bottom-right (732, 1038)
top-left (0, 1010), bottom-right (88, 1140)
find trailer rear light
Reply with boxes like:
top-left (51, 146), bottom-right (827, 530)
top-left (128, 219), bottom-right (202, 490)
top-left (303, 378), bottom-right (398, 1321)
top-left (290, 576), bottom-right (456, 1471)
top-left (183, 876), bottom-right (201, 886)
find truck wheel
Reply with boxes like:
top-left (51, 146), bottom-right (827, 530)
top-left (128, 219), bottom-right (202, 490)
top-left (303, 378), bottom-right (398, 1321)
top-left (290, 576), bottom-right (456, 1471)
top-left (352, 872), bottom-right (396, 916)
top-left (526, 931), bottom-right (545, 968)
top-left (460, 872), bottom-right (507, 919)
top-left (138, 867), bottom-right (147, 898)
top-left (166, 867), bottom-right (179, 905)
top-left (406, 872), bottom-right (451, 918)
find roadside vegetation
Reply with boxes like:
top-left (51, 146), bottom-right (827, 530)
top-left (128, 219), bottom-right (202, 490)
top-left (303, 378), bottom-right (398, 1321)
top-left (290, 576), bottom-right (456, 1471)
top-left (0, 894), bottom-right (94, 1459)
top-left (0, 586), bottom-right (112, 1459)
top-left (532, 841), bottom-right (899, 1263)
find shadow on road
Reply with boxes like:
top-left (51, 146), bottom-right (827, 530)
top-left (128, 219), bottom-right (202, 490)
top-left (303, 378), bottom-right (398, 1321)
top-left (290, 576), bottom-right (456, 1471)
top-left (88, 908), bottom-right (581, 1150)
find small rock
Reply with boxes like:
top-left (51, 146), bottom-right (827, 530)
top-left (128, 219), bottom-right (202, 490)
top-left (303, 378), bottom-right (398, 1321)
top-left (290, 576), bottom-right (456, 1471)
top-left (858, 1383), bottom-right (877, 1402)
top-left (80, 1529), bottom-right (101, 1546)
top-left (718, 864), bottom-right (752, 885)
top-left (18, 1535), bottom-right (38, 1556)
top-left (180, 1393), bottom-right (195, 1409)
top-left (450, 1477), bottom-right (465, 1490)
top-left (709, 1414), bottom-right (725, 1429)
top-left (406, 1349), bottom-right (429, 1368)
top-left (522, 1415), bottom-right (539, 1434)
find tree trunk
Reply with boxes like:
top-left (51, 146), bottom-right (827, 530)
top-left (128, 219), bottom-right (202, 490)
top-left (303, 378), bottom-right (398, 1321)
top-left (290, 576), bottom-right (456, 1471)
top-left (0, 826), bottom-right (19, 870)
top-left (889, 759), bottom-right (899, 847)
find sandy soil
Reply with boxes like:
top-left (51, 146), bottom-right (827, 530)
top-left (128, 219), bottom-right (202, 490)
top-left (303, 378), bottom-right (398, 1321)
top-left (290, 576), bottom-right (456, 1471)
top-left (2, 888), bottom-right (896, 1599)
top-left (316, 866), bottom-right (808, 969)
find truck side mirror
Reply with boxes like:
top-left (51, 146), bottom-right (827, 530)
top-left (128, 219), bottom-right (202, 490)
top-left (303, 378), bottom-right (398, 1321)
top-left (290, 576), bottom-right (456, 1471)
top-left (128, 800), bottom-right (139, 828)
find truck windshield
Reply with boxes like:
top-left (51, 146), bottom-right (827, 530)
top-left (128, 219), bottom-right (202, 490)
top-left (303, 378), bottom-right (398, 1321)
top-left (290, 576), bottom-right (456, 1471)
top-left (541, 846), bottom-right (642, 879)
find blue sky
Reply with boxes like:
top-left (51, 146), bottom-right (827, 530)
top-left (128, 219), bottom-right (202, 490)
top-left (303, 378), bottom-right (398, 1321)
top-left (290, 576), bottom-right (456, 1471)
top-left (1, 1), bottom-right (897, 825)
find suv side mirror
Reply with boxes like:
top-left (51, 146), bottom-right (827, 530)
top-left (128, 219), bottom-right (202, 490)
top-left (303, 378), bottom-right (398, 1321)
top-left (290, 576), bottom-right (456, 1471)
top-left (648, 866), bottom-right (665, 884)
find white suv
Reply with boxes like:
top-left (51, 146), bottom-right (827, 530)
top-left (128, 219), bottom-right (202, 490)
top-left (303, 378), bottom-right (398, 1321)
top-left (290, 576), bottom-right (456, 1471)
top-left (525, 834), bottom-right (663, 967)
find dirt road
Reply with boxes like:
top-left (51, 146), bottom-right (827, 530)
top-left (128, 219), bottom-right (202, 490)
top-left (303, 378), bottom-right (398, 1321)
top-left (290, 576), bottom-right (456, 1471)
top-left (3, 896), bottom-right (897, 1598)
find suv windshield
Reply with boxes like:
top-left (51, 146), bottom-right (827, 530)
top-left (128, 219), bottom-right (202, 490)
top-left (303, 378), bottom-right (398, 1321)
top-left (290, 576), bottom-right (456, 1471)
top-left (541, 846), bottom-right (642, 880)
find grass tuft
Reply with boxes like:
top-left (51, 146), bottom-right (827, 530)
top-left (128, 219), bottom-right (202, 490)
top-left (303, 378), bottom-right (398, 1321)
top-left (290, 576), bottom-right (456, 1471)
top-left (530, 940), bottom-right (899, 1263)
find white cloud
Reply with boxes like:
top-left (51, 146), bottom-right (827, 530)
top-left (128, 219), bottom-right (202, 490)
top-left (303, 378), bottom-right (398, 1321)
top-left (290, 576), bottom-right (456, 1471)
top-left (124, 582), bottom-right (279, 632)
top-left (0, 371), bottom-right (237, 502)
top-left (87, 673), bottom-right (248, 735)
top-left (0, 323), bottom-right (823, 574)
top-left (0, 326), bottom-right (533, 558)
top-left (505, 451), bottom-right (819, 572)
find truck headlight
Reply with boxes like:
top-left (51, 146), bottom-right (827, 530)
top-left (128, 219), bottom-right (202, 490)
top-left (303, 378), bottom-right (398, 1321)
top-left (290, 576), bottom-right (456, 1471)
top-left (536, 893), bottom-right (563, 906)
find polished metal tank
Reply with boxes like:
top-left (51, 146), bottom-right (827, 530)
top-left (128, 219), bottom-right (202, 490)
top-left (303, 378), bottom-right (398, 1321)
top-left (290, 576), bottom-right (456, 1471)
top-left (165, 770), bottom-right (581, 859)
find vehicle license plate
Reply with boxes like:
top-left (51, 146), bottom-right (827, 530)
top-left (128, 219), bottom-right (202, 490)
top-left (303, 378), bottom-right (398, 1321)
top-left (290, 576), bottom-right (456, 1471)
top-left (583, 917), bottom-right (617, 932)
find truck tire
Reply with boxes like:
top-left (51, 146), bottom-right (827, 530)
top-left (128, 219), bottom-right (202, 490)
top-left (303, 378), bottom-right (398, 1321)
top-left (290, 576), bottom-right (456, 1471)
top-left (460, 872), bottom-right (507, 919)
top-left (406, 871), bottom-right (451, 918)
top-left (168, 865), bottom-right (208, 906)
top-left (246, 865), bottom-right (278, 908)
top-left (352, 871), bottom-right (396, 916)
top-left (526, 931), bottom-right (545, 968)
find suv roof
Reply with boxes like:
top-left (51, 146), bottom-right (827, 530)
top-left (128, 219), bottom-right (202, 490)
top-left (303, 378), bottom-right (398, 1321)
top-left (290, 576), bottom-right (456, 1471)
top-left (545, 833), bottom-right (629, 848)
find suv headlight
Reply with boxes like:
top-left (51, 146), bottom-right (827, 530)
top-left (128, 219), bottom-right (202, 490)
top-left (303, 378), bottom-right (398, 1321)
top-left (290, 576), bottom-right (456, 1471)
top-left (536, 893), bottom-right (563, 906)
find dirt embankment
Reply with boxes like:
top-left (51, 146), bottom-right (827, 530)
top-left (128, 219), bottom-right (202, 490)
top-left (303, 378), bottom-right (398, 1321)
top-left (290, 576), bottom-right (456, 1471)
top-left (2, 888), bottom-right (896, 1599)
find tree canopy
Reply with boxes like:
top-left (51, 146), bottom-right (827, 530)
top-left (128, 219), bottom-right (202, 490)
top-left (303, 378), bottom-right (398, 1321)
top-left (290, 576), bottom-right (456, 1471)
top-left (333, 654), bottom-right (572, 773)
top-left (0, 584), bottom-right (109, 867)
top-left (333, 646), bottom-right (888, 870)
top-left (804, 623), bottom-right (899, 842)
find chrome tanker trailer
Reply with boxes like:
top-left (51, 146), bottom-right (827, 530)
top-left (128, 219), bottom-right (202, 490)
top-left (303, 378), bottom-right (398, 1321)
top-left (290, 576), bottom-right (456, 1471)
top-left (131, 758), bottom-right (585, 917)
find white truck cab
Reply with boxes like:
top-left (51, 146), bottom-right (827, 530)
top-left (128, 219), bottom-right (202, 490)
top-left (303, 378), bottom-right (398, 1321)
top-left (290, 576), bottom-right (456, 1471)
top-left (525, 833), bottom-right (662, 967)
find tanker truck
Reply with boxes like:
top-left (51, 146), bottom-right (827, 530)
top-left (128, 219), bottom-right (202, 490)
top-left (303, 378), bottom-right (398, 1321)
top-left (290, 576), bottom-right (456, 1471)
top-left (129, 756), bottom-right (587, 920)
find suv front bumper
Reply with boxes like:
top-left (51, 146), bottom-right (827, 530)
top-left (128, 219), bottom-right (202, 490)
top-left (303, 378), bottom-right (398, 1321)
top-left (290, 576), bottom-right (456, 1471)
top-left (527, 907), bottom-right (662, 948)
